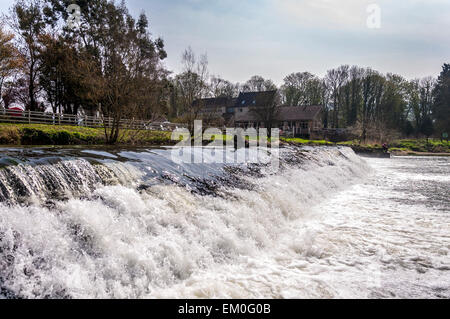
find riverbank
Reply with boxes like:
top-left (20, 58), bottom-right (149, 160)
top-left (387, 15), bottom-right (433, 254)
top-left (1, 123), bottom-right (449, 157)
top-left (0, 123), bottom-right (174, 146)
top-left (281, 137), bottom-right (450, 156)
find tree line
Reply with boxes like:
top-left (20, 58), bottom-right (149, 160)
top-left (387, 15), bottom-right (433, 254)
top-left (277, 66), bottom-right (449, 142)
top-left (1, 0), bottom-right (168, 143)
top-left (160, 49), bottom-right (450, 143)
top-left (0, 0), bottom-right (448, 143)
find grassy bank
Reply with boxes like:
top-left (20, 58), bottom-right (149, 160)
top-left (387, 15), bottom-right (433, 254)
top-left (389, 139), bottom-right (450, 154)
top-left (281, 138), bottom-right (334, 146)
top-left (281, 137), bottom-right (450, 155)
top-left (1, 124), bottom-right (449, 156)
top-left (0, 123), bottom-right (173, 146)
top-left (337, 139), bottom-right (450, 155)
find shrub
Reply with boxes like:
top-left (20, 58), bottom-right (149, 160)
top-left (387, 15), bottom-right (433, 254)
top-left (20, 128), bottom-right (52, 145)
top-left (52, 131), bottom-right (72, 145)
top-left (0, 126), bottom-right (21, 145)
top-left (0, 127), bottom-right (20, 145)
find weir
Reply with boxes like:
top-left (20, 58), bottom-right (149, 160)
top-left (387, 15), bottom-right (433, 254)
top-left (0, 146), bottom-right (371, 298)
top-left (0, 146), bottom-right (364, 205)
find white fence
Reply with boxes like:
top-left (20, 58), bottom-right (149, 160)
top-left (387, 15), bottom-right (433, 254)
top-left (0, 109), bottom-right (186, 131)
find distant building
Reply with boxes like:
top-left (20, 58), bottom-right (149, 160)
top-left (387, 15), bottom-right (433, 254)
top-left (233, 91), bottom-right (323, 137)
top-left (276, 105), bottom-right (323, 137)
top-left (194, 90), bottom-right (324, 138)
top-left (192, 96), bottom-right (236, 125)
top-left (234, 90), bottom-right (278, 127)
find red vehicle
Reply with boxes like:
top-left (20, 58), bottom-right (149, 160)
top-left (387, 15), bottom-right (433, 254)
top-left (8, 107), bottom-right (24, 117)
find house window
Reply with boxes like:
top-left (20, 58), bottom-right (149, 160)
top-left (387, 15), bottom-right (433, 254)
top-left (300, 121), bottom-right (308, 129)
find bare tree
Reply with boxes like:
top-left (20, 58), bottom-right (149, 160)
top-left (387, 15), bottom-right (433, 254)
top-left (250, 91), bottom-right (281, 138)
top-left (174, 46), bottom-right (209, 131)
top-left (209, 76), bottom-right (238, 98)
top-left (280, 72), bottom-right (314, 106)
top-left (242, 75), bottom-right (276, 92)
top-left (360, 69), bottom-right (385, 143)
top-left (325, 65), bottom-right (349, 128)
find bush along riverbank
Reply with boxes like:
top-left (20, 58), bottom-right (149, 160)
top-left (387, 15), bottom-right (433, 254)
top-left (340, 139), bottom-right (450, 156)
top-left (0, 123), bottom-right (174, 146)
top-left (281, 137), bottom-right (450, 156)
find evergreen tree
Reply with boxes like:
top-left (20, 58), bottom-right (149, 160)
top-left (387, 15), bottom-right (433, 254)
top-left (432, 63), bottom-right (450, 136)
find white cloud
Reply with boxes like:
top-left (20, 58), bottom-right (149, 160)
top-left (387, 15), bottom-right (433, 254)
top-left (273, 0), bottom-right (371, 29)
top-left (272, 0), bottom-right (450, 38)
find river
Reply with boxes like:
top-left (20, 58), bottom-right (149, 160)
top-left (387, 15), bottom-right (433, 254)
top-left (0, 147), bottom-right (448, 298)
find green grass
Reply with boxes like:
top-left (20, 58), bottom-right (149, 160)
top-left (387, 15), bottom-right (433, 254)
top-left (336, 140), bottom-right (383, 153)
top-left (0, 123), bottom-right (173, 146)
top-left (2, 124), bottom-right (449, 153)
top-left (390, 139), bottom-right (450, 153)
top-left (118, 129), bottom-right (173, 145)
top-left (388, 147), bottom-right (408, 152)
top-left (335, 140), bottom-right (356, 146)
top-left (335, 138), bottom-right (450, 154)
top-left (0, 123), bottom-right (103, 145)
top-left (203, 134), bottom-right (233, 141)
top-left (281, 138), bottom-right (334, 146)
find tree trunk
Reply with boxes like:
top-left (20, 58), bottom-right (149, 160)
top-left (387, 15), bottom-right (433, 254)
top-left (107, 117), bottom-right (121, 144)
top-left (29, 78), bottom-right (36, 111)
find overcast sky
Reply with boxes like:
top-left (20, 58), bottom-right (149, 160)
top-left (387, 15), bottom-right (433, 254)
top-left (1, 0), bottom-right (449, 84)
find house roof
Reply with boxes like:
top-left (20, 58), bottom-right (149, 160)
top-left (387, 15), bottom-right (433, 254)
top-left (277, 106), bottom-right (322, 121)
top-left (235, 105), bottom-right (322, 123)
top-left (234, 91), bottom-right (277, 108)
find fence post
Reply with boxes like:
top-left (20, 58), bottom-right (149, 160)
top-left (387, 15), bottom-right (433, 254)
top-left (28, 110), bottom-right (31, 124)
top-left (58, 113), bottom-right (61, 125)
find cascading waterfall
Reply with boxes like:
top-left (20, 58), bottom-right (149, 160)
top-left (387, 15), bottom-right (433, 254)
top-left (0, 146), bottom-right (370, 298)
top-left (1, 146), bottom-right (448, 299)
top-left (0, 147), bottom-right (364, 205)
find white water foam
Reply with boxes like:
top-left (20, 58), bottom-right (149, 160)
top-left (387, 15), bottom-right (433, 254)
top-left (1, 149), bottom-right (448, 299)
